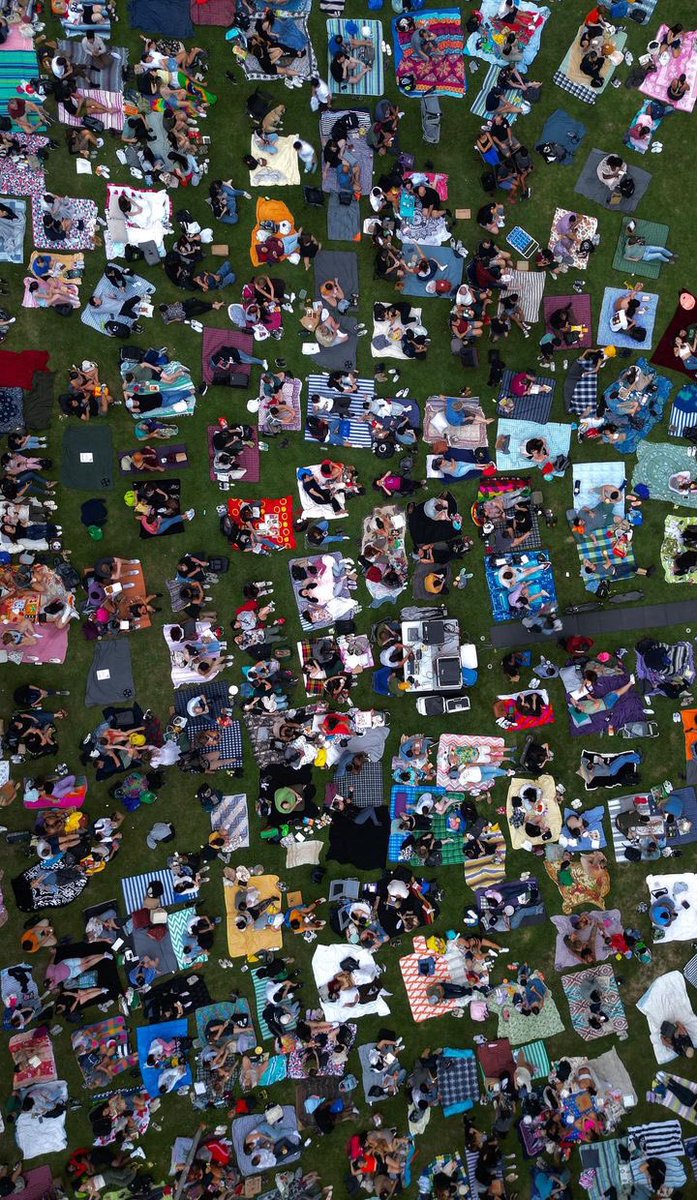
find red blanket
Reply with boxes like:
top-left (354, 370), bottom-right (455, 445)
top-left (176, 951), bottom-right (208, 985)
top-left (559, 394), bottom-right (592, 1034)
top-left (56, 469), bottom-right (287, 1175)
top-left (0, 349), bottom-right (49, 388)
top-left (227, 495), bottom-right (296, 550)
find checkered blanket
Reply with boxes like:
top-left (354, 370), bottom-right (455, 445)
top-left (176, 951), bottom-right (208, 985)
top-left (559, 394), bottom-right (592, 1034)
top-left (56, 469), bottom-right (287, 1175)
top-left (566, 360), bottom-right (598, 417)
top-left (437, 1049), bottom-right (479, 1111)
top-left (334, 760), bottom-right (384, 808)
top-left (553, 69), bottom-right (598, 106)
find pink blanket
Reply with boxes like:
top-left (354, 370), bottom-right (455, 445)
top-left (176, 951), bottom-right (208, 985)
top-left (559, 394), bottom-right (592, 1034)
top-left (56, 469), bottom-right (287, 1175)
top-left (640, 25), bottom-right (697, 113)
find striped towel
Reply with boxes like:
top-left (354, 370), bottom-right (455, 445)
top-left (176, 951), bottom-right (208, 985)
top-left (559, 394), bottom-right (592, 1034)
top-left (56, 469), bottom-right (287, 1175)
top-left (168, 905), bottom-right (207, 970)
top-left (327, 18), bottom-right (383, 97)
top-left (648, 1074), bottom-right (697, 1126)
top-left (524, 1039), bottom-right (551, 1080)
top-left (464, 830), bottom-right (506, 892)
top-left (260, 1055), bottom-right (288, 1086)
top-left (59, 88), bottom-right (125, 131)
top-left (684, 953), bottom-right (697, 990)
top-left (121, 868), bottom-right (198, 914)
top-left (501, 269), bottom-right (546, 325)
top-left (628, 1118), bottom-right (685, 1159)
top-left (211, 793), bottom-right (249, 851)
top-left (470, 64), bottom-right (519, 122)
top-left (0, 49), bottom-right (39, 112)
top-left (251, 969), bottom-right (273, 1040)
top-left (304, 373), bottom-right (375, 449)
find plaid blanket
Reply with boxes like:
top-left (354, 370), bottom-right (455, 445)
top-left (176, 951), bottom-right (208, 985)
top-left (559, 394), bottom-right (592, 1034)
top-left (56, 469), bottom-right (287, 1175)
top-left (334, 760), bottom-right (383, 809)
top-left (574, 525), bottom-right (636, 589)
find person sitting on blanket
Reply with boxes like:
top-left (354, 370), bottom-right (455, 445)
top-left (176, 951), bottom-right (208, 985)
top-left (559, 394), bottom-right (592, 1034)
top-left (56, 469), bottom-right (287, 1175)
top-left (514, 964), bottom-right (548, 1016)
top-left (660, 1019), bottom-right (695, 1059)
top-left (329, 42), bottom-right (373, 89)
top-left (247, 31), bottom-right (307, 80)
top-left (673, 329), bottom-right (697, 374)
top-left (569, 673), bottom-right (636, 716)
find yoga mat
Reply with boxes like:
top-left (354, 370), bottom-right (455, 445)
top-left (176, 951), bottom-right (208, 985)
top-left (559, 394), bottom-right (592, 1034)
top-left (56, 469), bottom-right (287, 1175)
top-left (60, 425), bottom-right (114, 491)
top-left (574, 149), bottom-right (651, 214)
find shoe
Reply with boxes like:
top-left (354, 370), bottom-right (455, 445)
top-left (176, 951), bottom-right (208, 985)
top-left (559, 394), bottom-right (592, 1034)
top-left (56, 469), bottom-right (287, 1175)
top-left (183, 508), bottom-right (196, 521)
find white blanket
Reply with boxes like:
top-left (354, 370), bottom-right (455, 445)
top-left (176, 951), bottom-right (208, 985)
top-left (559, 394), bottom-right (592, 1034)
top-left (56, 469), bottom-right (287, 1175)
top-left (312, 944), bottom-right (390, 1021)
top-left (15, 1082), bottom-right (68, 1158)
top-left (647, 872), bottom-right (697, 943)
top-left (636, 970), bottom-right (697, 1064)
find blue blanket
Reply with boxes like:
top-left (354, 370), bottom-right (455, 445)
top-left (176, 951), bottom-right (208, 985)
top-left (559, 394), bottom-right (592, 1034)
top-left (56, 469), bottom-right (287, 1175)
top-left (137, 1018), bottom-right (192, 1098)
top-left (597, 287), bottom-right (659, 351)
top-left (128, 0), bottom-right (193, 36)
top-left (401, 244), bottom-right (464, 299)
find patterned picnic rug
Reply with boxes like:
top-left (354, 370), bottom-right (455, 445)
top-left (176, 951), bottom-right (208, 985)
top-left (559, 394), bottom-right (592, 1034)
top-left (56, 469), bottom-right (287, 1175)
top-left (561, 962), bottom-right (629, 1042)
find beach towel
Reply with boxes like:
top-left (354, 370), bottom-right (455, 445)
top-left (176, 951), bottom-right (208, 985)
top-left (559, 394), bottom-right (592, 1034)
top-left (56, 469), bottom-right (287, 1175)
top-left (59, 88), bottom-right (124, 131)
top-left (0, 48), bottom-right (40, 124)
top-left (648, 1072), bottom-right (697, 1126)
top-left (328, 18), bottom-right (383, 96)
top-left (574, 149), bottom-right (652, 214)
top-left (393, 9), bottom-right (465, 99)
top-left (470, 63), bottom-right (520, 121)
top-left (640, 25), bottom-right (697, 112)
top-left (651, 289), bottom-right (697, 379)
top-left (561, 963), bottom-right (628, 1041)
top-left (121, 867), bottom-right (195, 914)
top-left (57, 40), bottom-right (128, 91)
top-left (669, 384), bottom-right (697, 438)
top-left (303, 374), bottom-right (376, 449)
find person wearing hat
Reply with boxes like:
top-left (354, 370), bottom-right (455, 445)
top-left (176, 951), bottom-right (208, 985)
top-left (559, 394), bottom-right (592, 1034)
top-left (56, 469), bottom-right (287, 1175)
top-left (146, 822), bottom-right (175, 850)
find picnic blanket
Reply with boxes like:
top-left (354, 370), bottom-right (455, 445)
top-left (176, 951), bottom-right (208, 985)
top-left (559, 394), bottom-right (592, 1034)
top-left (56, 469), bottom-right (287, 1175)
top-left (552, 910), bottom-right (622, 970)
top-left (647, 872), bottom-right (697, 943)
top-left (611, 216), bottom-right (671, 278)
top-left (202, 327), bottom-right (255, 388)
top-left (436, 1048), bottom-right (479, 1115)
top-left (328, 18), bottom-right (383, 96)
top-left (313, 943), bottom-right (389, 1020)
top-left (490, 990), bottom-right (564, 1046)
top-left (0, 387), bottom-right (24, 434)
top-left (505, 774), bottom-right (561, 849)
top-left (248, 134), bottom-right (301, 187)
top-left (501, 269), bottom-right (545, 325)
top-left (640, 25), bottom-right (697, 113)
top-left (313, 248), bottom-right (359, 368)
top-left (485, 550), bottom-right (556, 623)
top-left (496, 372), bottom-right (552, 425)
top-left (572, 460), bottom-right (625, 515)
top-left (60, 424), bottom-right (113, 491)
top-left (637, 970), bottom-right (697, 1064)
top-left (545, 851), bottom-right (611, 913)
top-left (561, 962), bottom-right (628, 1041)
top-left (227, 494), bottom-right (295, 551)
top-left (399, 935), bottom-right (461, 1024)
top-left (435, 734), bottom-right (507, 796)
top-left (649, 1072), bottom-right (697, 1126)
top-left (137, 1018), bottom-right (191, 1098)
top-left (121, 867), bottom-right (196, 913)
top-left (466, 0), bottom-right (549, 71)
top-left (259, 374), bottom-right (302, 435)
top-left (662, 515), bottom-right (697, 584)
top-left (211, 793), bottom-right (249, 852)
top-left (536, 108), bottom-right (586, 161)
top-left (0, 134), bottom-right (46, 197)
top-left (240, 15), bottom-right (315, 83)
top-left (83, 268), bottom-right (155, 338)
top-left (574, 149), bottom-right (652, 214)
top-left (633, 441), bottom-right (697, 506)
top-left (597, 286), bottom-right (659, 349)
top-left (104, 185), bottom-right (171, 259)
top-left (72, 1017), bottom-right (136, 1087)
top-left (393, 9), bottom-right (465, 99)
top-left (320, 109), bottom-right (374, 196)
top-left (191, 0), bottom-right (235, 24)
top-left (401, 244), bottom-right (464, 299)
top-left (9, 1028), bottom-right (57, 1088)
top-left (31, 195), bottom-right (97, 252)
top-left (495, 418), bottom-right (571, 474)
top-left (554, 28), bottom-right (627, 105)
top-left (231, 1108), bottom-right (300, 1177)
top-left (289, 550), bottom-right (357, 631)
top-left (223, 875), bottom-right (282, 958)
top-left (549, 207), bottom-right (598, 269)
top-left (652, 289), bottom-right (697, 379)
top-left (85, 640), bottom-right (135, 708)
top-left (57, 40), bottom-right (128, 91)
top-left (0, 198), bottom-right (25, 263)
top-left (389, 784), bottom-right (465, 866)
top-left (128, 0), bottom-right (193, 37)
top-left (543, 293), bottom-right (593, 350)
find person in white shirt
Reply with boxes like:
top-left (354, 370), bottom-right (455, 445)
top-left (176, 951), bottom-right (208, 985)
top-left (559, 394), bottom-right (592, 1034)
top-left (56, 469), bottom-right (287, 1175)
top-left (309, 75), bottom-right (331, 112)
top-left (81, 32), bottom-right (118, 71)
top-left (293, 138), bottom-right (317, 173)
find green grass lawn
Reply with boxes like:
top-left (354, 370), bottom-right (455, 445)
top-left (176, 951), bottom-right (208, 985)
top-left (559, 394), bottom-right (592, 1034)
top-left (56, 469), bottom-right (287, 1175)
top-left (3, 0), bottom-right (697, 1194)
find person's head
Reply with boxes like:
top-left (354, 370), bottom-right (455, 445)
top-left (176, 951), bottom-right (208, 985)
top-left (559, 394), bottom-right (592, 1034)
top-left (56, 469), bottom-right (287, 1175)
top-left (606, 154), bottom-right (623, 170)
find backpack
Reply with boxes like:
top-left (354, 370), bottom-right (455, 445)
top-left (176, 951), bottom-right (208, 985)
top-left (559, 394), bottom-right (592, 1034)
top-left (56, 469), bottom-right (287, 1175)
top-left (618, 175), bottom-right (636, 198)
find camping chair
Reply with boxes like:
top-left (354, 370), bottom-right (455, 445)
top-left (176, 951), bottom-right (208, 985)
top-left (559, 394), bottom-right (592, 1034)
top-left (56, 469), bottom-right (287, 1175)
top-left (506, 226), bottom-right (539, 259)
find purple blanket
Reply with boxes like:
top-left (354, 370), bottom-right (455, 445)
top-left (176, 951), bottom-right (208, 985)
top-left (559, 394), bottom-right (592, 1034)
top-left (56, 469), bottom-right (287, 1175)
top-left (551, 909), bottom-right (622, 971)
top-left (570, 670), bottom-right (645, 738)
